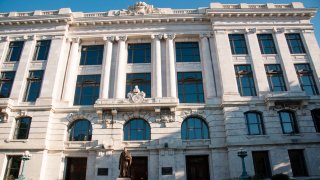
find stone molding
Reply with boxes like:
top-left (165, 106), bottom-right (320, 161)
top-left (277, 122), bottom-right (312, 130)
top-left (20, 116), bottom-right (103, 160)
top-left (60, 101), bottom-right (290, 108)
top-left (116, 35), bottom-right (127, 41)
top-left (151, 34), bottom-right (163, 40)
top-left (163, 33), bottom-right (176, 40)
top-left (66, 112), bottom-right (97, 125)
top-left (103, 36), bottom-right (115, 42)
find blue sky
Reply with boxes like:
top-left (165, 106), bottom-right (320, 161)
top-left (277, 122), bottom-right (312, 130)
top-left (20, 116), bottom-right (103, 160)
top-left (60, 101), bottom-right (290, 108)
top-left (0, 0), bottom-right (319, 42)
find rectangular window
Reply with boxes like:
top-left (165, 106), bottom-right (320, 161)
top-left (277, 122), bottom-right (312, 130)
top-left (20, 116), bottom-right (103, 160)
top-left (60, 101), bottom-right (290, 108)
top-left (245, 112), bottom-right (265, 135)
top-left (0, 71), bottom-right (16, 98)
top-left (252, 151), bottom-right (272, 178)
top-left (294, 64), bottom-right (319, 95)
top-left (6, 41), bottom-right (24, 62)
top-left (279, 111), bottom-right (299, 134)
top-left (265, 64), bottom-right (287, 92)
top-left (4, 156), bottom-right (22, 180)
top-left (234, 65), bottom-right (257, 96)
top-left (311, 109), bottom-right (320, 133)
top-left (285, 33), bottom-right (306, 54)
top-left (126, 73), bottom-right (151, 98)
top-left (80, 45), bottom-right (104, 65)
top-left (257, 34), bottom-right (277, 54)
top-left (175, 42), bottom-right (200, 62)
top-left (33, 40), bottom-right (51, 60)
top-left (128, 43), bottom-right (151, 63)
top-left (229, 34), bottom-right (248, 55)
top-left (13, 117), bottom-right (32, 139)
top-left (74, 75), bottom-right (100, 105)
top-left (177, 72), bottom-right (204, 103)
top-left (288, 150), bottom-right (308, 177)
top-left (24, 70), bottom-right (44, 102)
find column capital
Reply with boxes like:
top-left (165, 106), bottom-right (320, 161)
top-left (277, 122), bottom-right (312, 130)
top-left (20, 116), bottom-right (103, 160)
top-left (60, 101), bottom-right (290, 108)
top-left (300, 29), bottom-right (314, 34)
top-left (245, 28), bottom-right (257, 34)
top-left (22, 35), bottom-right (36, 41)
top-left (199, 32), bottom-right (212, 39)
top-left (0, 36), bottom-right (9, 42)
top-left (103, 36), bottom-right (115, 42)
top-left (273, 27), bottom-right (285, 34)
top-left (116, 35), bottom-right (127, 41)
top-left (52, 35), bottom-right (65, 40)
top-left (151, 34), bottom-right (163, 40)
top-left (164, 33), bottom-right (176, 40)
top-left (213, 29), bottom-right (226, 35)
top-left (67, 37), bottom-right (80, 43)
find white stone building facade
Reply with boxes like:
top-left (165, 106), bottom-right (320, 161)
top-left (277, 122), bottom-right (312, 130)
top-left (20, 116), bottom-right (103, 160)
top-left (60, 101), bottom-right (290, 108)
top-left (0, 2), bottom-right (319, 180)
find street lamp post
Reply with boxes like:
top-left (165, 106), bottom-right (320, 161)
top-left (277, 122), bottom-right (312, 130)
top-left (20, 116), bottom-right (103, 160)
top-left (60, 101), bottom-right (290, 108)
top-left (237, 148), bottom-right (250, 180)
top-left (17, 151), bottom-right (32, 180)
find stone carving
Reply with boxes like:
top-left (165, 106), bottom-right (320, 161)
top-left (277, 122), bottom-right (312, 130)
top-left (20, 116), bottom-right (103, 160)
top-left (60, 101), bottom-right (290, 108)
top-left (119, 147), bottom-right (132, 178)
top-left (66, 112), bottom-right (96, 123)
top-left (127, 85), bottom-right (146, 103)
top-left (156, 110), bottom-right (175, 124)
top-left (114, 2), bottom-right (163, 16)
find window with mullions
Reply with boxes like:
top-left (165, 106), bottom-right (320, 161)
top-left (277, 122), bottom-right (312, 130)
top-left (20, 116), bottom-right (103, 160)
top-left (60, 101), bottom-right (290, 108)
top-left (68, 119), bottom-right (92, 141)
top-left (124, 119), bottom-right (151, 140)
top-left (229, 34), bottom-right (248, 55)
top-left (181, 117), bottom-right (209, 140)
top-left (4, 156), bottom-right (22, 180)
top-left (6, 41), bottom-right (24, 62)
top-left (33, 40), bottom-right (51, 60)
top-left (177, 72), bottom-right (204, 103)
top-left (294, 64), bottom-right (319, 95)
top-left (234, 65), bottom-right (257, 96)
top-left (311, 109), bottom-right (320, 133)
top-left (0, 71), bottom-right (16, 98)
top-left (13, 117), bottom-right (32, 139)
top-left (127, 43), bottom-right (151, 63)
top-left (24, 70), bottom-right (44, 102)
top-left (278, 111), bottom-right (299, 134)
top-left (175, 42), bottom-right (200, 62)
top-left (285, 33), bottom-right (306, 54)
top-left (257, 34), bottom-right (277, 54)
top-left (80, 45), bottom-right (104, 65)
top-left (126, 73), bottom-right (151, 98)
top-left (265, 64), bottom-right (287, 92)
top-left (74, 75), bottom-right (100, 105)
top-left (245, 112), bottom-right (265, 135)
top-left (288, 150), bottom-right (308, 177)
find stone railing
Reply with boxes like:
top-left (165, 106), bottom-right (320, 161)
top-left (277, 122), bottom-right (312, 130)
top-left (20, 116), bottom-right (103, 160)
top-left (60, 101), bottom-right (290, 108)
top-left (210, 2), bottom-right (301, 9)
top-left (84, 12), bottom-right (108, 17)
top-left (172, 9), bottom-right (199, 14)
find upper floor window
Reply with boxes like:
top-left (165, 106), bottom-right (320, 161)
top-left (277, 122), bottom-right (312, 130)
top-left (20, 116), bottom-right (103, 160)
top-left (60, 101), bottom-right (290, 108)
top-left (124, 119), bottom-right (151, 140)
top-left (13, 117), bottom-right (32, 139)
top-left (33, 40), bottom-right (51, 60)
top-left (278, 111), bottom-right (299, 134)
top-left (229, 34), bottom-right (248, 55)
top-left (288, 150), bottom-right (308, 177)
top-left (245, 112), bottom-right (265, 135)
top-left (257, 34), bottom-right (277, 54)
top-left (311, 109), bottom-right (320, 133)
top-left (74, 75), bottom-right (100, 105)
top-left (24, 70), bottom-right (44, 102)
top-left (285, 33), bottom-right (306, 54)
top-left (181, 117), bottom-right (209, 140)
top-left (234, 65), bottom-right (257, 96)
top-left (126, 73), bottom-right (151, 98)
top-left (0, 71), bottom-right (16, 98)
top-left (294, 64), bottom-right (319, 95)
top-left (80, 45), bottom-right (104, 65)
top-left (4, 156), bottom-right (22, 180)
top-left (6, 41), bottom-right (24, 62)
top-left (265, 64), bottom-right (287, 92)
top-left (128, 43), bottom-right (151, 63)
top-left (68, 119), bottom-right (92, 141)
top-left (175, 42), bottom-right (200, 62)
top-left (177, 72), bottom-right (204, 103)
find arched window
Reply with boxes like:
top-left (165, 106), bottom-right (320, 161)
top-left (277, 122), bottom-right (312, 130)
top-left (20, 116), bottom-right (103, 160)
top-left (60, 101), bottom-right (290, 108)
top-left (311, 109), bottom-right (320, 133)
top-left (181, 117), bottom-right (209, 140)
top-left (124, 119), bottom-right (151, 140)
top-left (14, 117), bottom-right (32, 139)
top-left (68, 119), bottom-right (92, 141)
top-left (278, 111), bottom-right (299, 134)
top-left (244, 112), bottom-right (265, 135)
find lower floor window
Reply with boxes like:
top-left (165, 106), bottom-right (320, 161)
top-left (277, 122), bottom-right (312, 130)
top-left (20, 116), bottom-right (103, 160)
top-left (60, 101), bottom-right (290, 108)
top-left (5, 156), bottom-right (22, 179)
top-left (252, 151), bottom-right (271, 178)
top-left (288, 149), bottom-right (308, 177)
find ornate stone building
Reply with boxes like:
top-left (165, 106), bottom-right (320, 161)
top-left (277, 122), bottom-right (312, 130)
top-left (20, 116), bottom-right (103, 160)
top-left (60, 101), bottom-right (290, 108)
top-left (0, 2), bottom-right (319, 180)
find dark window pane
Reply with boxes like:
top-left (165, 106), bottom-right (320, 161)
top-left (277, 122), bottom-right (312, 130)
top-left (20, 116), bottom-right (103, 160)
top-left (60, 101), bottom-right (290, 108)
top-left (258, 34), bottom-right (277, 54)
top-left (24, 70), bottom-right (44, 102)
top-left (288, 150), bottom-right (308, 177)
top-left (13, 117), bottom-right (32, 139)
top-left (245, 112), bottom-right (264, 135)
top-left (265, 64), bottom-right (286, 92)
top-left (0, 71), bottom-right (16, 98)
top-left (181, 117), bottom-right (209, 140)
top-left (175, 42), bottom-right (200, 62)
top-left (229, 34), bottom-right (248, 54)
top-left (285, 34), bottom-right (306, 54)
top-left (234, 65), bottom-right (257, 96)
top-left (4, 156), bottom-right (22, 179)
top-left (279, 111), bottom-right (299, 134)
top-left (294, 64), bottom-right (318, 95)
top-left (80, 45), bottom-right (104, 65)
top-left (128, 43), bottom-right (151, 63)
top-left (177, 72), bottom-right (204, 103)
top-left (33, 40), bottom-right (51, 60)
top-left (252, 151), bottom-right (272, 178)
top-left (311, 109), bottom-right (320, 132)
top-left (6, 41), bottom-right (24, 62)
top-left (69, 119), bottom-right (92, 141)
top-left (74, 75), bottom-right (100, 105)
top-left (124, 119), bottom-right (150, 140)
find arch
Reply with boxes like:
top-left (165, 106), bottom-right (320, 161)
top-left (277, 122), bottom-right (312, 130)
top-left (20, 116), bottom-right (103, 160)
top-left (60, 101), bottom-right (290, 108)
top-left (244, 111), bottom-right (265, 135)
top-left (123, 118), bottom-right (151, 141)
top-left (68, 119), bottom-right (92, 141)
top-left (181, 116), bottom-right (209, 140)
top-left (278, 110), bottom-right (298, 134)
top-left (14, 116), bottom-right (32, 139)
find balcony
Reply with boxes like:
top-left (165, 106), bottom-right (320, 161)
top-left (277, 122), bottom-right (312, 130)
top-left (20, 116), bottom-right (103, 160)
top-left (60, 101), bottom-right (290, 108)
top-left (264, 91), bottom-right (309, 110)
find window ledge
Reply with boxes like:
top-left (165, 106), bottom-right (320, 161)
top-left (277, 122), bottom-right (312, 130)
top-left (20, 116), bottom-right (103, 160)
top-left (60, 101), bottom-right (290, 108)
top-left (4, 139), bottom-right (28, 143)
top-left (281, 134), bottom-right (302, 137)
top-left (64, 140), bottom-right (98, 149)
top-left (246, 135), bottom-right (269, 139)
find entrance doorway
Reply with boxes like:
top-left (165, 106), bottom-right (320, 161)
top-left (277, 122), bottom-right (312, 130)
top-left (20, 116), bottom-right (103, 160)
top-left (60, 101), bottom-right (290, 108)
top-left (186, 155), bottom-right (210, 180)
top-left (65, 157), bottom-right (87, 180)
top-left (131, 156), bottom-right (148, 180)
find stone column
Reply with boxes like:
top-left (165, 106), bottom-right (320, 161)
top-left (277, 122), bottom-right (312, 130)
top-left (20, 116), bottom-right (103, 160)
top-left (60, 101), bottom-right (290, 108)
top-left (200, 33), bottom-right (217, 98)
top-left (164, 33), bottom-right (177, 98)
top-left (100, 36), bottom-right (115, 99)
top-left (151, 34), bottom-right (163, 98)
top-left (114, 35), bottom-right (127, 99)
top-left (0, 36), bottom-right (9, 63)
top-left (273, 28), bottom-right (302, 92)
top-left (213, 30), bottom-right (239, 99)
top-left (62, 38), bottom-right (81, 103)
top-left (10, 35), bottom-right (36, 102)
top-left (245, 28), bottom-right (270, 95)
